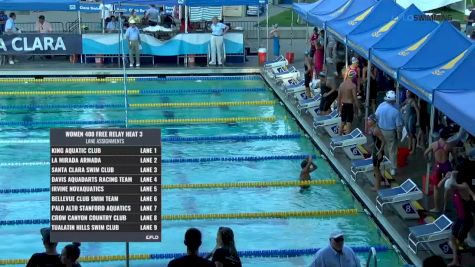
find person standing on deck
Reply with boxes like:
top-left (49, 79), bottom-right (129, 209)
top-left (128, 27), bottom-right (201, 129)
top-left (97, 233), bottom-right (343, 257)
top-left (375, 90), bottom-right (402, 176)
top-left (337, 69), bottom-right (359, 135)
top-left (309, 230), bottom-right (360, 267)
top-left (125, 20), bottom-right (141, 68)
top-left (209, 17), bottom-right (229, 66)
top-left (269, 24), bottom-right (280, 58)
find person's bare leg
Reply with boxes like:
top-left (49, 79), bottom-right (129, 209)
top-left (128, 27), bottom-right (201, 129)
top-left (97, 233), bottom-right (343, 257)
top-left (448, 236), bottom-right (460, 266)
top-left (305, 86), bottom-right (312, 98)
top-left (371, 167), bottom-right (382, 191)
top-left (431, 186), bottom-right (440, 212)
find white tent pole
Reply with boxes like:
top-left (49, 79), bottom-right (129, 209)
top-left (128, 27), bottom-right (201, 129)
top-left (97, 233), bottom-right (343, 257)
top-left (257, 6), bottom-right (260, 48)
top-left (291, 10), bottom-right (294, 49)
top-left (424, 105), bottom-right (436, 195)
top-left (266, 3), bottom-right (269, 59)
top-left (78, 10), bottom-right (82, 34)
top-left (185, 6), bottom-right (188, 33)
top-left (365, 60), bottom-right (371, 122)
top-left (345, 42), bottom-right (348, 68)
top-left (102, 1), bottom-right (105, 34)
top-left (396, 81), bottom-right (400, 106)
top-left (323, 25), bottom-right (326, 65)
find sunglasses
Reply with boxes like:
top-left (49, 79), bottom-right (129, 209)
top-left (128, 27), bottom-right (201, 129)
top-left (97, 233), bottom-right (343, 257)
top-left (333, 237), bottom-right (344, 242)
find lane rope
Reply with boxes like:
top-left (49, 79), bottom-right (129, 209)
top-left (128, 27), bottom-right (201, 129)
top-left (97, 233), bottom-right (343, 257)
top-left (0, 180), bottom-right (338, 194)
top-left (0, 101), bottom-right (275, 110)
top-left (129, 100), bottom-right (276, 108)
top-left (128, 116), bottom-right (276, 125)
top-left (0, 88), bottom-right (266, 96)
top-left (0, 209), bottom-right (359, 226)
top-left (0, 134), bottom-right (302, 145)
top-left (0, 246), bottom-right (389, 264)
top-left (1, 155), bottom-right (316, 167)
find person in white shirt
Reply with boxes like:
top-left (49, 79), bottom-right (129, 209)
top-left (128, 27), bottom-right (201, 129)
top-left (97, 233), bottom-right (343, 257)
top-left (35, 15), bottom-right (53, 33)
top-left (125, 20), bottom-right (141, 67)
top-left (209, 17), bottom-right (229, 66)
top-left (5, 12), bottom-right (18, 65)
top-left (99, 3), bottom-right (113, 29)
top-left (106, 16), bottom-right (118, 33)
top-left (145, 5), bottom-right (160, 26)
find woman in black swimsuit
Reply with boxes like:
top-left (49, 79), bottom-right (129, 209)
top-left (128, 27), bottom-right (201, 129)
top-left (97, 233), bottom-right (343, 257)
top-left (304, 51), bottom-right (314, 98)
top-left (368, 114), bottom-right (389, 191)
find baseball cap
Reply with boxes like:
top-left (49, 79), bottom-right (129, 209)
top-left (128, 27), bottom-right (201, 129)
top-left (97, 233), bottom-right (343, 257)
top-left (384, 90), bottom-right (396, 101)
top-left (329, 230), bottom-right (344, 239)
top-left (129, 19), bottom-right (136, 24)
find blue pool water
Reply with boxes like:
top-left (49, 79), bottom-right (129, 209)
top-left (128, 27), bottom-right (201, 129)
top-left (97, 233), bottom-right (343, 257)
top-left (0, 76), bottom-right (406, 266)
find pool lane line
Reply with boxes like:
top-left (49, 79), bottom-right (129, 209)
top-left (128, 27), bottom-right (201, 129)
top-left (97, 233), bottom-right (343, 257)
top-left (0, 180), bottom-right (338, 194)
top-left (0, 88), bottom-right (267, 96)
top-left (0, 209), bottom-right (360, 226)
top-left (128, 116), bottom-right (276, 124)
top-left (0, 154), bottom-right (317, 167)
top-left (128, 100), bottom-right (277, 108)
top-left (0, 134), bottom-right (302, 144)
top-left (0, 75), bottom-right (261, 84)
top-left (0, 246), bottom-right (389, 264)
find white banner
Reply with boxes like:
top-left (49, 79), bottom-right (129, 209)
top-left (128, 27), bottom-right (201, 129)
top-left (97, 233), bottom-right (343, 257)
top-left (396, 0), bottom-right (463, 11)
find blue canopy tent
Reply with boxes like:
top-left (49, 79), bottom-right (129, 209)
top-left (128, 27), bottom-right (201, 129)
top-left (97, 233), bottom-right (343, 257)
top-left (344, 0), bottom-right (404, 59)
top-left (398, 22), bottom-right (473, 102)
top-left (103, 0), bottom-right (180, 4)
top-left (370, 5), bottom-right (438, 80)
top-left (292, 0), bottom-right (322, 19)
top-left (309, 0), bottom-right (376, 29)
top-left (0, 0), bottom-right (79, 10)
top-left (306, 0), bottom-right (348, 28)
top-left (434, 90), bottom-right (475, 136)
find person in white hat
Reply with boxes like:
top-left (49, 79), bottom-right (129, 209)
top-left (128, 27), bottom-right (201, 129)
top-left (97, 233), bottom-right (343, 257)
top-left (125, 19), bottom-right (141, 67)
top-left (308, 230), bottom-right (360, 267)
top-left (375, 90), bottom-right (403, 175)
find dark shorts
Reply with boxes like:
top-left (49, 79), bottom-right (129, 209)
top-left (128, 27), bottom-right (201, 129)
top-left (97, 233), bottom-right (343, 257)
top-left (304, 74), bottom-right (311, 87)
top-left (369, 80), bottom-right (378, 100)
top-left (430, 161), bottom-right (452, 186)
top-left (372, 152), bottom-right (384, 168)
top-left (341, 103), bottom-right (354, 123)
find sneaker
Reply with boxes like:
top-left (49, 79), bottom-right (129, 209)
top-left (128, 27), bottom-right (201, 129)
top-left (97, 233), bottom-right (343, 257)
top-left (390, 169), bottom-right (396, 176)
top-left (209, 61), bottom-right (216, 65)
top-left (136, 64), bottom-right (140, 67)
top-left (129, 64), bottom-right (133, 67)
top-left (9, 60), bottom-right (14, 65)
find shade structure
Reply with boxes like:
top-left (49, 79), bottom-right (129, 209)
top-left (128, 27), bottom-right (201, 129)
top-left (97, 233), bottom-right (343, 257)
top-left (292, 0), bottom-right (323, 18)
top-left (309, 0), bottom-right (376, 29)
top-left (344, 0), bottom-right (404, 59)
top-left (370, 4), bottom-right (438, 79)
top-left (306, 0), bottom-right (349, 27)
top-left (434, 90), bottom-right (475, 136)
top-left (399, 44), bottom-right (475, 102)
top-left (0, 0), bottom-right (79, 11)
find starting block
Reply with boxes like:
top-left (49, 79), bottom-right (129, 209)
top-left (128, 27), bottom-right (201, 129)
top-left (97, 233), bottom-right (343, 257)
top-left (342, 144), bottom-right (366, 160)
top-left (324, 123), bottom-right (340, 137)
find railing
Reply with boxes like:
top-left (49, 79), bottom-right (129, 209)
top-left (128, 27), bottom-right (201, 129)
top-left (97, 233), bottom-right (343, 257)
top-left (15, 22), bottom-right (64, 33)
top-left (66, 21), bottom-right (103, 33)
top-left (366, 247), bottom-right (377, 267)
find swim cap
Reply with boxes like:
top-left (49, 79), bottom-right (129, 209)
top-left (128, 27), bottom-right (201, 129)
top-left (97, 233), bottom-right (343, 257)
top-left (347, 70), bottom-right (357, 78)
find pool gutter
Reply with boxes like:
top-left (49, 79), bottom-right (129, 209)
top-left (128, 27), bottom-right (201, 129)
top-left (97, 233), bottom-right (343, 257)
top-left (261, 72), bottom-right (422, 267)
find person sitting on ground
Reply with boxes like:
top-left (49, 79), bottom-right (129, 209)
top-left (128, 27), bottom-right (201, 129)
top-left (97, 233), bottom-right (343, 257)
top-left (168, 228), bottom-right (214, 267)
top-left (337, 68), bottom-right (359, 135)
top-left (206, 227), bottom-right (242, 267)
top-left (318, 71), bottom-right (338, 115)
top-left (423, 255), bottom-right (447, 267)
top-left (424, 127), bottom-right (453, 212)
top-left (367, 114), bottom-right (389, 191)
top-left (445, 166), bottom-right (475, 267)
top-left (309, 230), bottom-right (360, 267)
top-left (26, 227), bottom-right (62, 267)
top-left (304, 51), bottom-right (314, 98)
top-left (60, 243), bottom-right (81, 267)
top-left (300, 155), bottom-right (317, 190)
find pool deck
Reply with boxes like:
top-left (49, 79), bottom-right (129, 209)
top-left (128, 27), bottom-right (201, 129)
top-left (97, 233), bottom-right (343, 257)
top-left (0, 57), bottom-right (470, 266)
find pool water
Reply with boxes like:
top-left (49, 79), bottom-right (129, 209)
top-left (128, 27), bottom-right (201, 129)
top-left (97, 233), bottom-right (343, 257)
top-left (0, 76), bottom-right (406, 266)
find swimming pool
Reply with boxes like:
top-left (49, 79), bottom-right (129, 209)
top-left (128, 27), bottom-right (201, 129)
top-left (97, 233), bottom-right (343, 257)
top-left (0, 75), bottom-right (406, 266)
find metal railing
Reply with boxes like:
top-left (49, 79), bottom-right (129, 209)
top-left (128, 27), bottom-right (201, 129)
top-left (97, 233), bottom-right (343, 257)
top-left (366, 247), bottom-right (377, 267)
top-left (16, 22), bottom-right (64, 33)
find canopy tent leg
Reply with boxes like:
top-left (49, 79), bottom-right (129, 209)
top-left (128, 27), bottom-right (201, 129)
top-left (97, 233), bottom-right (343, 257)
top-left (424, 105), bottom-right (436, 195)
top-left (396, 81), bottom-right (400, 106)
top-left (291, 11), bottom-right (294, 50)
top-left (185, 5), bottom-right (188, 67)
top-left (258, 7), bottom-right (260, 48)
top-left (345, 42), bottom-right (348, 68)
top-left (266, 3), bottom-right (269, 60)
top-left (323, 25), bottom-right (327, 66)
top-left (365, 60), bottom-right (372, 124)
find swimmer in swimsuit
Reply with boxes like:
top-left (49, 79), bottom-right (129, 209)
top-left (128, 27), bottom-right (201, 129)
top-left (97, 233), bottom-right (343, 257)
top-left (367, 115), bottom-right (389, 191)
top-left (304, 51), bottom-right (314, 98)
top-left (300, 155), bottom-right (317, 191)
top-left (424, 128), bottom-right (453, 212)
top-left (337, 68), bottom-right (359, 135)
top-left (446, 166), bottom-right (475, 267)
